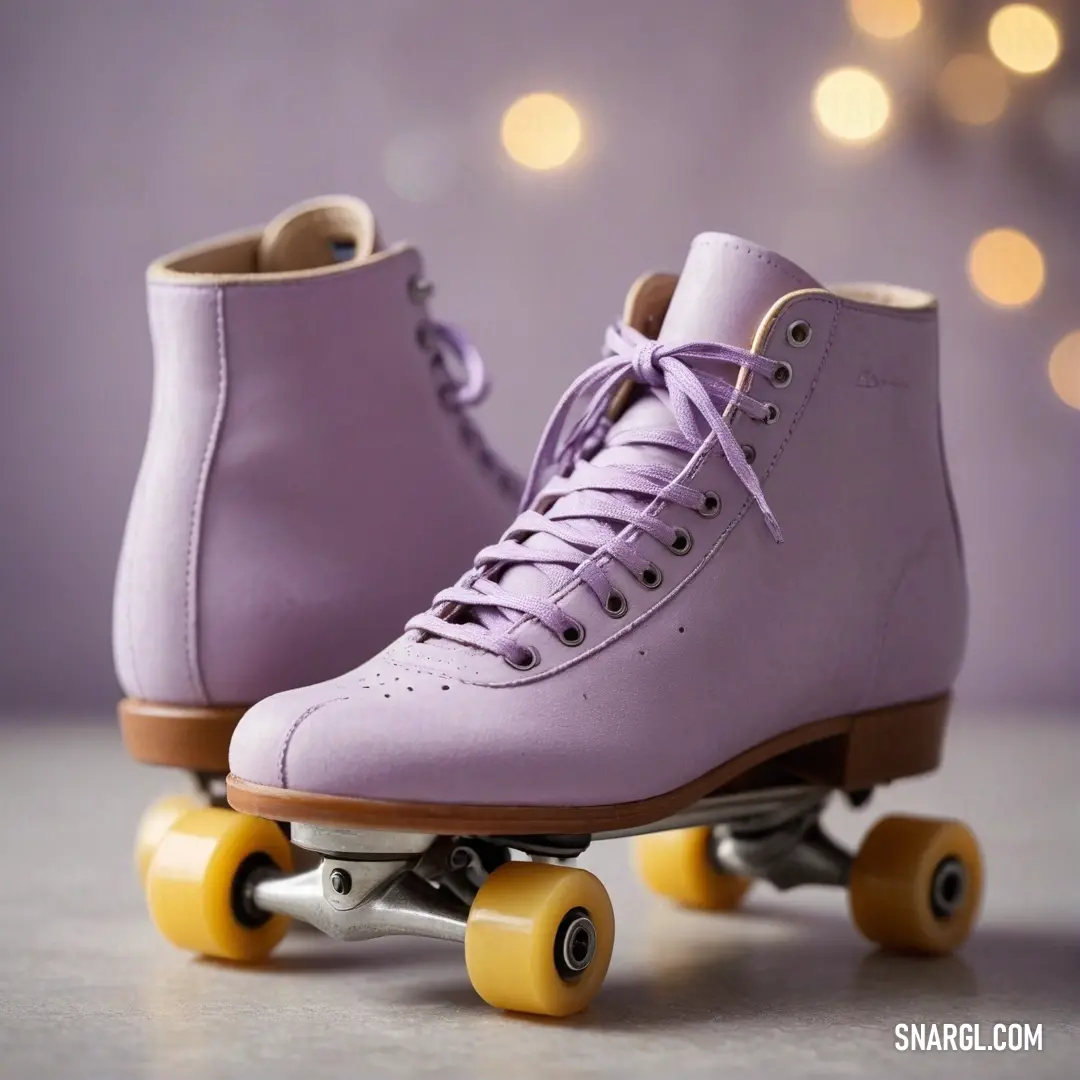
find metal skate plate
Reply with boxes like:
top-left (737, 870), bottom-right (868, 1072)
top-left (594, 784), bottom-right (831, 840)
top-left (290, 823), bottom-right (436, 858)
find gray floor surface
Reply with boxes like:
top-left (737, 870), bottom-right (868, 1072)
top-left (1, 712), bottom-right (1077, 1079)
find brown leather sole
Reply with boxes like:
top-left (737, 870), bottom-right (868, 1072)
top-left (226, 693), bottom-right (950, 836)
top-left (119, 699), bottom-right (249, 773)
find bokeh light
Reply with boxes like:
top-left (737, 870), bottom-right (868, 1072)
top-left (501, 93), bottom-right (582, 171)
top-left (847, 0), bottom-right (923, 40)
top-left (1048, 331), bottom-right (1080, 410)
top-left (988, 4), bottom-right (1061, 75)
top-left (937, 54), bottom-right (1010, 125)
top-left (812, 68), bottom-right (891, 143)
top-left (967, 228), bottom-right (1045, 307)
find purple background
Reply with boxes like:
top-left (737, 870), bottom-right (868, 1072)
top-left (1, 0), bottom-right (1077, 714)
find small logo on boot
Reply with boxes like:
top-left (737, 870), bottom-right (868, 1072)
top-left (857, 370), bottom-right (909, 390)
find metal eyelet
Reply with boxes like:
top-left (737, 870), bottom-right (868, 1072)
top-left (763, 403), bottom-right (780, 425)
top-left (786, 320), bottom-right (812, 348)
top-left (698, 491), bottom-right (722, 517)
top-left (638, 564), bottom-right (663, 590)
top-left (559, 621), bottom-right (586, 647)
top-left (407, 275), bottom-right (434, 304)
top-left (504, 645), bottom-right (540, 671)
top-left (742, 444), bottom-right (757, 465)
top-left (604, 590), bottom-right (628, 618)
top-left (770, 361), bottom-right (793, 388)
top-left (668, 528), bottom-right (693, 555)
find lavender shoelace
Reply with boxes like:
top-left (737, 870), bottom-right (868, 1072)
top-left (407, 321), bottom-right (786, 665)
top-left (426, 321), bottom-right (523, 499)
top-left (427, 321), bottom-right (491, 408)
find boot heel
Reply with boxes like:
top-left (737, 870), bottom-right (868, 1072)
top-left (118, 699), bottom-right (249, 773)
top-left (784, 693), bottom-right (950, 790)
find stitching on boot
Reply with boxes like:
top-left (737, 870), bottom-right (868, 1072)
top-left (184, 287), bottom-right (229, 704)
top-left (122, 458), bottom-right (150, 699)
top-left (833, 299), bottom-right (935, 324)
top-left (698, 235), bottom-right (810, 287)
top-left (279, 698), bottom-right (349, 788)
top-left (383, 654), bottom-right (460, 683)
top-left (860, 529), bottom-right (940, 710)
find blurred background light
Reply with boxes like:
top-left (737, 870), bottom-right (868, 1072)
top-left (500, 92), bottom-right (582, 170)
top-left (988, 4), bottom-right (1062, 75)
top-left (812, 67), bottom-right (891, 143)
top-left (967, 227), bottom-right (1045, 307)
top-left (937, 53), bottom-right (1011, 125)
top-left (1048, 330), bottom-right (1080, 410)
top-left (382, 127), bottom-right (459, 203)
top-left (846, 0), bottom-right (923, 40)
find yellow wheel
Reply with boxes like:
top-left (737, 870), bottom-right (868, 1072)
top-left (465, 861), bottom-right (615, 1016)
top-left (849, 815), bottom-right (982, 956)
top-left (134, 794), bottom-right (202, 886)
top-left (632, 827), bottom-right (752, 911)
top-left (145, 807), bottom-right (293, 963)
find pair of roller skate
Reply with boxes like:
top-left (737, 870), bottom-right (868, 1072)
top-left (119, 196), bottom-right (981, 1017)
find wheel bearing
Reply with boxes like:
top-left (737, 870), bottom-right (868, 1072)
top-left (554, 907), bottom-right (597, 980)
top-left (929, 856), bottom-right (967, 920)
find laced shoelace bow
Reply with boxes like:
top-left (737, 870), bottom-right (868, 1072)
top-left (407, 321), bottom-right (786, 665)
top-left (425, 321), bottom-right (523, 499)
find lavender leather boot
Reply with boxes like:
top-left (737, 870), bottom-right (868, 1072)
top-left (146, 233), bottom-right (982, 1018)
top-left (115, 196), bottom-right (520, 878)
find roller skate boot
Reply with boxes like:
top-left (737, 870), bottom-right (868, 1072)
top-left (156, 231), bottom-right (978, 1017)
top-left (114, 196), bottom-right (520, 883)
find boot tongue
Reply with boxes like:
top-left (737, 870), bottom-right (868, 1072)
top-left (594, 233), bottom-right (820, 462)
top-left (657, 233), bottom-right (821, 346)
top-left (598, 232), bottom-right (821, 448)
top-left (447, 234), bottom-right (820, 642)
top-left (257, 195), bottom-right (382, 272)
